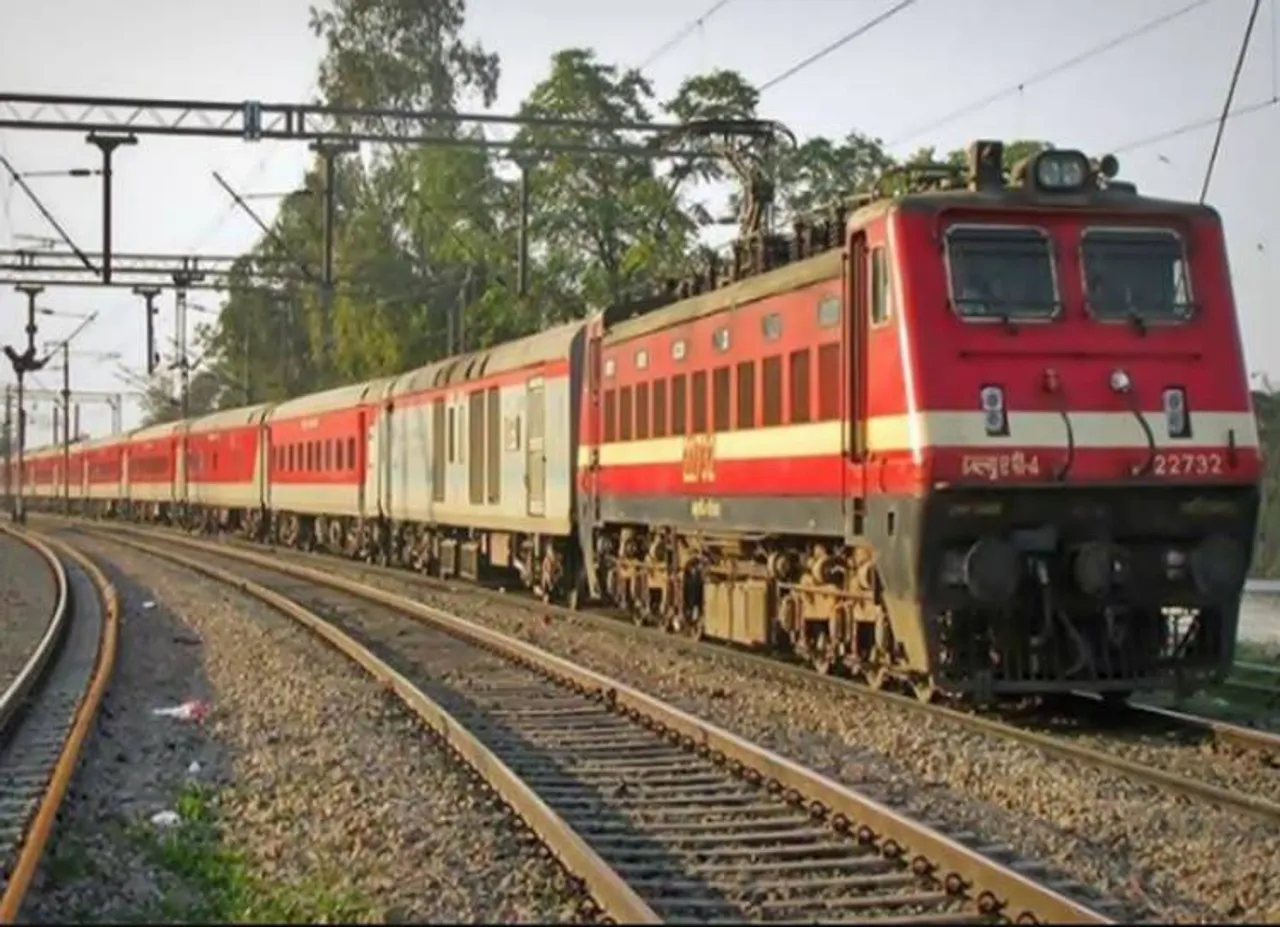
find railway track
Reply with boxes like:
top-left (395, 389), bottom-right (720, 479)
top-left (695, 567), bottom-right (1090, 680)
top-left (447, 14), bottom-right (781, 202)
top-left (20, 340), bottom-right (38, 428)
top-left (38, 514), bottom-right (1280, 829)
top-left (0, 527), bottom-right (118, 923)
top-left (60, 523), bottom-right (1121, 925)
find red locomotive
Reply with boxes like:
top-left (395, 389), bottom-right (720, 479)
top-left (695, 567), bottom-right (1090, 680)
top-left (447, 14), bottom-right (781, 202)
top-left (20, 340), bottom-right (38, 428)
top-left (10, 141), bottom-right (1261, 703)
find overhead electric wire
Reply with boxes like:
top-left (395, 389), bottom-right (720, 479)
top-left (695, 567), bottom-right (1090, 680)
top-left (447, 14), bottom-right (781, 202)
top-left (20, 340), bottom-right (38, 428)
top-left (638, 0), bottom-right (734, 69)
top-left (887, 0), bottom-right (1219, 147)
top-left (1200, 0), bottom-right (1264, 202)
top-left (1109, 95), bottom-right (1277, 154)
top-left (758, 0), bottom-right (921, 94)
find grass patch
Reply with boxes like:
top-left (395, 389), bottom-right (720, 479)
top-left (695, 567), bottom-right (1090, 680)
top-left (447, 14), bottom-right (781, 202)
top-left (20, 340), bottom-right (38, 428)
top-left (42, 841), bottom-right (97, 887)
top-left (134, 782), bottom-right (374, 924)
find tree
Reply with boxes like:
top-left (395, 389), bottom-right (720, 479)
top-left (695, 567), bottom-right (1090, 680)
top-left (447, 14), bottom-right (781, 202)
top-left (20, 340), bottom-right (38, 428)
top-left (309, 0), bottom-right (500, 118)
top-left (138, 369), bottom-right (222, 427)
top-left (775, 132), bottom-right (895, 218)
top-left (1252, 387), bottom-right (1280, 578)
top-left (512, 48), bottom-right (696, 314)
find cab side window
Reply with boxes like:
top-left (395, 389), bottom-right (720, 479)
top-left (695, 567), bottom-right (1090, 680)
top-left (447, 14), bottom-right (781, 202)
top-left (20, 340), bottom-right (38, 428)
top-left (870, 247), bottom-right (891, 326)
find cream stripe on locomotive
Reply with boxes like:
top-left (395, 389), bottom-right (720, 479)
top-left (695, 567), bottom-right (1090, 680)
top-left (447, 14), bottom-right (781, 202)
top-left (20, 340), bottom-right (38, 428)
top-left (580, 410), bottom-right (1260, 467)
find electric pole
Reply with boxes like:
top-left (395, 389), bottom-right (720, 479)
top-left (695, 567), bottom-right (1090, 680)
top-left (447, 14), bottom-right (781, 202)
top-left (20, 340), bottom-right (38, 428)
top-left (2, 385), bottom-right (11, 513)
top-left (133, 285), bottom-right (162, 373)
top-left (60, 341), bottom-right (71, 513)
top-left (86, 132), bottom-right (138, 283)
top-left (517, 162), bottom-right (531, 297)
top-left (171, 271), bottom-right (202, 419)
top-left (3, 285), bottom-right (49, 522)
top-left (308, 140), bottom-right (357, 364)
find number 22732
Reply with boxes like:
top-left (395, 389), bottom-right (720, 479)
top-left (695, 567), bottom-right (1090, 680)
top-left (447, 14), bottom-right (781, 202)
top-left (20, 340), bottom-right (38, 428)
top-left (1151, 452), bottom-right (1223, 476)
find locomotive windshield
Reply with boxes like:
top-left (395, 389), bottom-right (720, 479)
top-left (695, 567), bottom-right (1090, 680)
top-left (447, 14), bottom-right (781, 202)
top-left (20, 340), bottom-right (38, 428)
top-left (1081, 228), bottom-right (1193, 323)
top-left (945, 226), bottom-right (1059, 321)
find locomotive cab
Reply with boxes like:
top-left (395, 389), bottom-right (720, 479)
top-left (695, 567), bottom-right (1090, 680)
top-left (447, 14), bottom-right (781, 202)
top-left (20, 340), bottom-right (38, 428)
top-left (876, 143), bottom-right (1261, 700)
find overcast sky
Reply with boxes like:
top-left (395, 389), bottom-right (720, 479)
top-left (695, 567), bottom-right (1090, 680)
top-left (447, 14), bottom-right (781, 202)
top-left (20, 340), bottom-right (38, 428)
top-left (1, 0), bottom-right (1277, 438)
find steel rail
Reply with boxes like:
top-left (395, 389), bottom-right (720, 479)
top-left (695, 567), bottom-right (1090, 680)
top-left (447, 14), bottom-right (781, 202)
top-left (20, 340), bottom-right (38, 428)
top-left (0, 527), bottom-right (69, 738)
top-left (69, 523), bottom-right (1117, 925)
top-left (0, 528), bottom-right (119, 923)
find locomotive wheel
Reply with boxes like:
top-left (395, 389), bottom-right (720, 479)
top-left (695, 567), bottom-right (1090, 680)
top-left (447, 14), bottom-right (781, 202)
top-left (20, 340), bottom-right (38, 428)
top-left (809, 633), bottom-right (835, 675)
top-left (913, 679), bottom-right (938, 705)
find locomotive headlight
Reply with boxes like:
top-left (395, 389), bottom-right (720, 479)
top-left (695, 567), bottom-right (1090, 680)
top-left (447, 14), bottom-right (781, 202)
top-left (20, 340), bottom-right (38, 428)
top-left (1108, 368), bottom-right (1132, 394)
top-left (1162, 387), bottom-right (1191, 438)
top-left (979, 385), bottom-right (1008, 436)
top-left (1033, 150), bottom-right (1090, 192)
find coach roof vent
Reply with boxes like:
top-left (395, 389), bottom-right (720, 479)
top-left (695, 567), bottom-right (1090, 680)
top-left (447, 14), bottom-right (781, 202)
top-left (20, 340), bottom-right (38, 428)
top-left (966, 140), bottom-right (1004, 191)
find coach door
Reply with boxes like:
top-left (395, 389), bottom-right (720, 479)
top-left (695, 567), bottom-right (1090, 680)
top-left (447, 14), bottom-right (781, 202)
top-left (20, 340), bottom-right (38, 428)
top-left (526, 377), bottom-right (546, 517)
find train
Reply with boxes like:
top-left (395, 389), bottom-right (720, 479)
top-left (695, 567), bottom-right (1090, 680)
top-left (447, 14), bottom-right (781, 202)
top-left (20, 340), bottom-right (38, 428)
top-left (5, 140), bottom-right (1262, 704)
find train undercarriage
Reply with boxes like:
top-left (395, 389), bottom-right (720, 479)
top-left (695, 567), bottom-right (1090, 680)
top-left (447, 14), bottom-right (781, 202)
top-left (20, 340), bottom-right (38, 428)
top-left (29, 482), bottom-right (1257, 706)
top-left (65, 499), bottom-right (579, 608)
top-left (593, 518), bottom-right (1253, 704)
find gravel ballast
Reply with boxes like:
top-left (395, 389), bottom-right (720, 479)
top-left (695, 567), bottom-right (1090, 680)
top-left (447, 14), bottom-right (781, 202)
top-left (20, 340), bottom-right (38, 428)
top-left (237, 543), bottom-right (1280, 924)
top-left (0, 530), bottom-right (59, 695)
top-left (19, 538), bottom-right (582, 924)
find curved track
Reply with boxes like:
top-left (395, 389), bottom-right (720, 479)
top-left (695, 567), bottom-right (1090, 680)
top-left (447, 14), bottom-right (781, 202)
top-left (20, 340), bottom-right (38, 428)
top-left (66, 524), bottom-right (1121, 925)
top-left (41, 514), bottom-right (1280, 828)
top-left (0, 528), bottom-right (118, 923)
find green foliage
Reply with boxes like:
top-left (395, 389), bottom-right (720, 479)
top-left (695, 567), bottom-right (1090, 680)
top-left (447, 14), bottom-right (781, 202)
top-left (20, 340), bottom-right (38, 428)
top-left (1252, 389), bottom-right (1280, 578)
top-left (129, 782), bottom-right (372, 923)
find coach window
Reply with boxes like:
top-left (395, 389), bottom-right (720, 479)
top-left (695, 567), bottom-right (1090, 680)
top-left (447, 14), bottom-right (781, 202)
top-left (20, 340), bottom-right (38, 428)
top-left (671, 374), bottom-right (687, 435)
top-left (790, 349), bottom-right (812, 424)
top-left (712, 366), bottom-right (731, 431)
top-left (335, 440), bottom-right (344, 470)
top-left (620, 386), bottom-right (634, 441)
top-left (817, 343), bottom-right (841, 420)
top-left (762, 313), bottom-right (782, 341)
top-left (870, 248), bottom-right (891, 326)
top-left (288, 445), bottom-right (296, 472)
top-left (762, 355), bottom-right (783, 427)
top-left (635, 382), bottom-right (650, 440)
top-left (946, 225), bottom-right (1059, 321)
top-left (817, 295), bottom-right (841, 329)
top-left (691, 371), bottom-right (708, 434)
top-left (653, 379), bottom-right (668, 438)
top-left (736, 361), bottom-right (755, 429)
top-left (448, 407), bottom-right (456, 462)
top-left (603, 389), bottom-right (617, 443)
top-left (347, 437), bottom-right (357, 471)
top-left (1080, 228), bottom-right (1193, 323)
